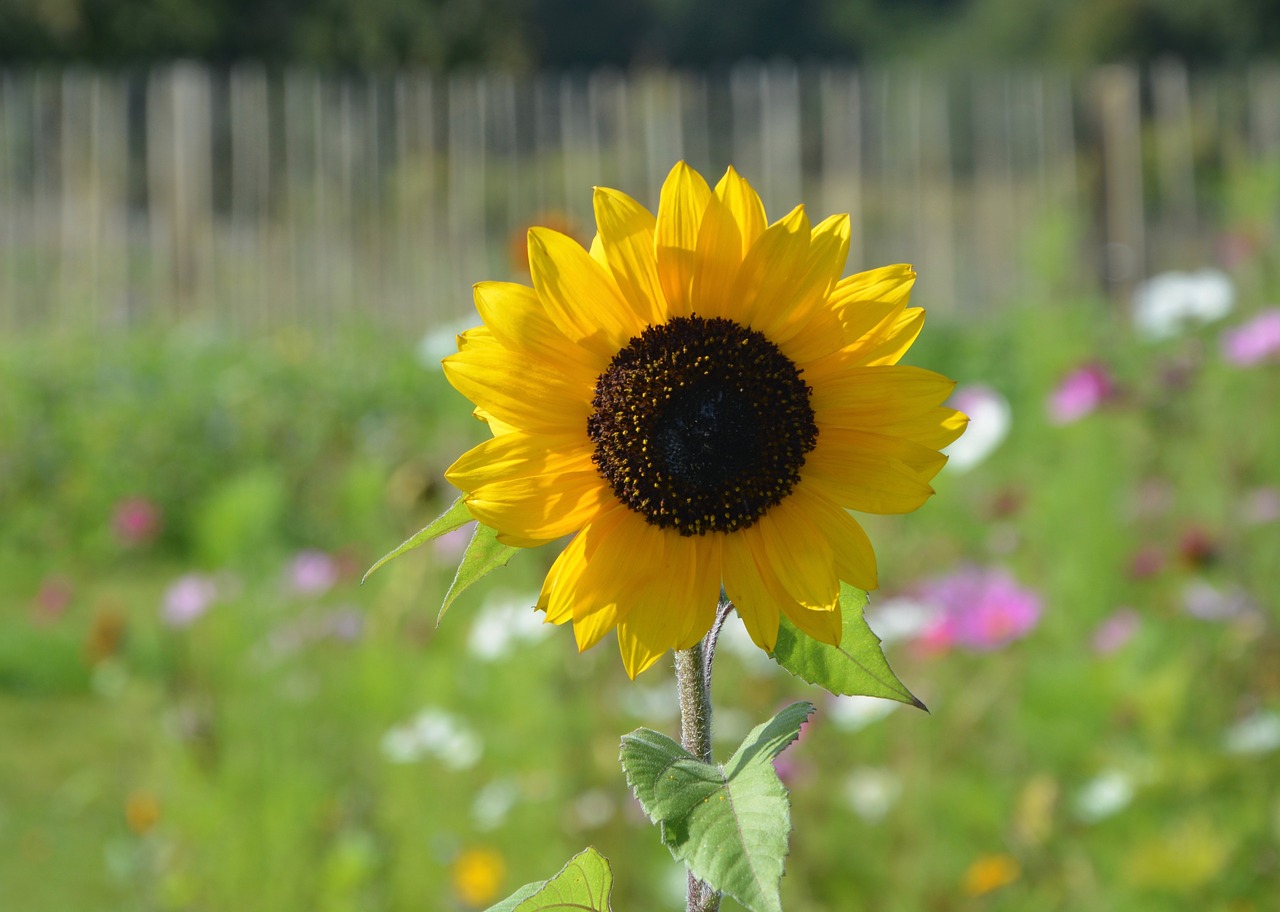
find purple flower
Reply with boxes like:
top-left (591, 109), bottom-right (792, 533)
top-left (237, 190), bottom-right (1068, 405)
top-left (1047, 364), bottom-right (1114, 425)
top-left (287, 550), bottom-right (338, 596)
top-left (1221, 308), bottom-right (1280, 366)
top-left (915, 566), bottom-right (1042, 653)
top-left (161, 574), bottom-right (218, 627)
top-left (112, 497), bottom-right (163, 547)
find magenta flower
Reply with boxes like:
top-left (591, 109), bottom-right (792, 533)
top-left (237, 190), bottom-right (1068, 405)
top-left (112, 496), bottom-right (163, 547)
top-left (1221, 308), bottom-right (1280, 366)
top-left (1047, 364), bottom-right (1114, 424)
top-left (287, 550), bottom-right (339, 596)
top-left (915, 566), bottom-right (1042, 653)
top-left (161, 574), bottom-right (218, 627)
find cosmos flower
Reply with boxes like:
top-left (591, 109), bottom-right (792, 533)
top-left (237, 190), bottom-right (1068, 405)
top-left (286, 550), bottom-right (339, 596)
top-left (914, 566), bottom-right (1042, 653)
top-left (160, 574), bottom-right (218, 628)
top-left (1131, 269), bottom-right (1233, 340)
top-left (442, 161), bottom-right (966, 678)
top-left (1047, 363), bottom-right (1114, 424)
top-left (1220, 307), bottom-right (1280, 366)
top-left (111, 496), bottom-right (163, 547)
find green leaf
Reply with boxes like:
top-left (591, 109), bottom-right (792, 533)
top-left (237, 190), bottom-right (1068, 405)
top-left (620, 703), bottom-right (815, 912)
top-left (770, 582), bottom-right (926, 710)
top-left (361, 495), bottom-right (473, 583)
top-left (619, 727), bottom-right (697, 820)
top-left (484, 847), bottom-right (613, 912)
top-left (439, 519), bottom-right (520, 623)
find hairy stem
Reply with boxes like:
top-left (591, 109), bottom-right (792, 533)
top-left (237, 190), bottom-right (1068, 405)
top-left (674, 598), bottom-right (732, 912)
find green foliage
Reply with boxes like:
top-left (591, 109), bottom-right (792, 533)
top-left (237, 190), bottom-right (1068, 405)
top-left (621, 703), bottom-right (815, 912)
top-left (486, 846), bottom-right (613, 912)
top-left (363, 495), bottom-right (474, 583)
top-left (770, 583), bottom-right (925, 709)
top-left (2, 0), bottom-right (1278, 67)
top-left (364, 495), bottom-right (522, 622)
top-left (441, 522), bottom-right (521, 623)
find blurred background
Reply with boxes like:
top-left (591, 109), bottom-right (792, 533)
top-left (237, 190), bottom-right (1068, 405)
top-left (2, 1), bottom-right (1279, 909)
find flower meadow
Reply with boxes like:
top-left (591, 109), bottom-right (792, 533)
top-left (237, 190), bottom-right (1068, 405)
top-left (4, 250), bottom-right (1280, 909)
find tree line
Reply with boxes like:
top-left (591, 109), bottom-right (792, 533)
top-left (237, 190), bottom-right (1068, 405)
top-left (2, 0), bottom-right (1277, 69)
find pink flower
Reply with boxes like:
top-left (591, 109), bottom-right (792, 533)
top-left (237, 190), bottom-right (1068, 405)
top-left (1239, 486), bottom-right (1280, 526)
top-left (1092, 609), bottom-right (1140, 655)
top-left (914, 567), bottom-right (1042, 653)
top-left (32, 575), bottom-right (74, 622)
top-left (161, 574), bottom-right (218, 628)
top-left (1047, 364), bottom-right (1114, 424)
top-left (287, 550), bottom-right (338, 596)
top-left (112, 497), bottom-right (163, 547)
top-left (1221, 308), bottom-right (1280, 366)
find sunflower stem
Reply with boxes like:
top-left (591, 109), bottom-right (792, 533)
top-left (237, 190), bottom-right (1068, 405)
top-left (675, 619), bottom-right (723, 912)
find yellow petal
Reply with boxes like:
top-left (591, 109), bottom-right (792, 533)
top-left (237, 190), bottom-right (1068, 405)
top-left (715, 166), bottom-right (767, 257)
top-left (749, 509), bottom-right (843, 645)
top-left (732, 205), bottom-right (811, 331)
top-left (849, 307), bottom-right (926, 367)
top-left (754, 497), bottom-right (840, 615)
top-left (830, 264), bottom-right (916, 312)
top-left (875, 406), bottom-right (969, 451)
top-left (616, 533), bottom-right (715, 678)
top-left (442, 344), bottom-right (593, 435)
top-left (528, 227), bottom-right (643, 360)
top-left (594, 186), bottom-right (666, 326)
top-left (810, 365), bottom-right (957, 426)
top-left (544, 506), bottom-right (650, 652)
top-left (802, 428), bottom-right (940, 515)
top-left (446, 431), bottom-right (593, 489)
top-left (722, 529), bottom-right (782, 651)
top-left (464, 470), bottom-right (611, 542)
top-left (655, 161), bottom-right (712, 318)
top-left (472, 281), bottom-right (604, 376)
top-left (689, 193), bottom-right (742, 319)
top-left (793, 486), bottom-right (879, 591)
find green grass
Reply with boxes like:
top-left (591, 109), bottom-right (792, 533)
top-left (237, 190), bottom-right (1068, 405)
top-left (2, 290), bottom-right (1278, 911)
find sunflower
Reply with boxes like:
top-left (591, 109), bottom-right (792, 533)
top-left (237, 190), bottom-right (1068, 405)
top-left (443, 162), bottom-right (967, 678)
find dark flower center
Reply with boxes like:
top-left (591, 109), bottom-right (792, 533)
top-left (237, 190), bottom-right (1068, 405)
top-left (587, 315), bottom-right (818, 536)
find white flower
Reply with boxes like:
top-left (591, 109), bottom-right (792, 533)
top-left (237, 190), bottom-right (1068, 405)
top-left (379, 708), bottom-right (483, 769)
top-left (1132, 269), bottom-right (1234, 340)
top-left (1074, 770), bottom-right (1134, 822)
top-left (471, 777), bottom-right (521, 830)
top-left (827, 695), bottom-right (901, 732)
top-left (466, 590), bottom-right (549, 662)
top-left (416, 316), bottom-right (478, 369)
top-left (943, 385), bottom-right (1010, 472)
top-left (1223, 711), bottom-right (1280, 755)
top-left (864, 595), bottom-right (943, 644)
top-left (842, 767), bottom-right (902, 822)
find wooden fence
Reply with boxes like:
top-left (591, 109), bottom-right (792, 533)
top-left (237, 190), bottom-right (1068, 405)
top-left (1, 62), bottom-right (1278, 337)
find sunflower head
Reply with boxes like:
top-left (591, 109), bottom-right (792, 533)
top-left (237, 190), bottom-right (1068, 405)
top-left (443, 162), bottom-right (967, 678)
